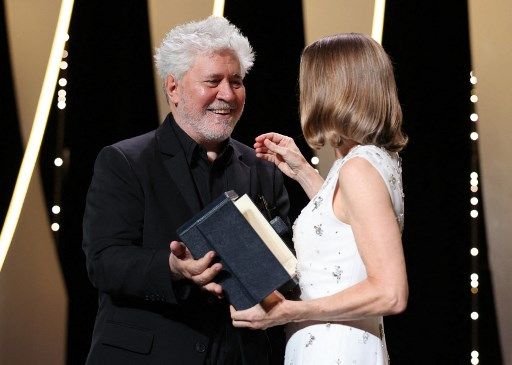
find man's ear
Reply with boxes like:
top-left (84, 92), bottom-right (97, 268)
top-left (166, 74), bottom-right (179, 104)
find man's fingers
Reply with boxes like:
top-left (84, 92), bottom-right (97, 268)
top-left (170, 245), bottom-right (219, 281)
top-left (177, 250), bottom-right (216, 277)
top-left (189, 251), bottom-right (216, 274)
top-left (170, 241), bottom-right (187, 259)
top-left (202, 282), bottom-right (224, 298)
top-left (192, 262), bottom-right (222, 285)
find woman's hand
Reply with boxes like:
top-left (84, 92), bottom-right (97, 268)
top-left (254, 133), bottom-right (308, 179)
top-left (255, 132), bottom-right (324, 199)
top-left (230, 292), bottom-right (298, 330)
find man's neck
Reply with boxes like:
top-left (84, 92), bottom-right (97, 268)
top-left (171, 113), bottom-right (225, 161)
top-left (206, 150), bottom-right (219, 162)
top-left (196, 138), bottom-right (225, 162)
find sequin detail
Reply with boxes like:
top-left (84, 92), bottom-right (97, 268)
top-left (389, 175), bottom-right (397, 190)
top-left (314, 224), bottom-right (323, 236)
top-left (333, 265), bottom-right (343, 283)
top-left (312, 196), bottom-right (323, 211)
top-left (362, 332), bottom-right (369, 344)
top-left (396, 213), bottom-right (404, 228)
top-left (379, 324), bottom-right (384, 340)
top-left (305, 333), bottom-right (315, 347)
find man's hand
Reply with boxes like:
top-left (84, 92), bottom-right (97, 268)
top-left (169, 241), bottom-right (223, 298)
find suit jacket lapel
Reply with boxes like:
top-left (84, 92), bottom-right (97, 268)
top-left (156, 115), bottom-right (202, 214)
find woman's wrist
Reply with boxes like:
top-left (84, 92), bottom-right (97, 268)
top-left (295, 161), bottom-right (317, 185)
top-left (294, 163), bottom-right (324, 199)
top-left (285, 299), bottom-right (309, 323)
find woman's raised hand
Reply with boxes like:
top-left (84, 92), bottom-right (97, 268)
top-left (254, 133), bottom-right (308, 180)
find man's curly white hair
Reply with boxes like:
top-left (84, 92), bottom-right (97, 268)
top-left (154, 16), bottom-right (254, 81)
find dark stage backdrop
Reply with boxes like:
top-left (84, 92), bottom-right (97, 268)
top-left (40, 1), bottom-right (159, 363)
top-left (0, 0), bottom-right (23, 229)
top-left (383, 1), bottom-right (501, 364)
top-left (224, 0), bottom-right (312, 221)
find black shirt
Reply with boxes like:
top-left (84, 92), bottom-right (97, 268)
top-left (170, 119), bottom-right (258, 364)
top-left (171, 120), bottom-right (235, 208)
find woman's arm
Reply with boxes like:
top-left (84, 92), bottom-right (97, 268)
top-left (231, 157), bottom-right (408, 329)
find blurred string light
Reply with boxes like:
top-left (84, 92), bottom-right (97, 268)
top-left (471, 351), bottom-right (480, 365)
top-left (50, 28), bottom-right (71, 238)
top-left (54, 157), bottom-right (64, 167)
top-left (311, 156), bottom-right (321, 173)
top-left (469, 70), bottom-right (483, 362)
top-left (0, 0), bottom-right (75, 271)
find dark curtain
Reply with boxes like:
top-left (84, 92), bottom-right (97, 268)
top-left (39, 1), bottom-right (159, 363)
top-left (383, 1), bottom-right (501, 363)
top-left (0, 0), bottom-right (23, 228)
top-left (224, 0), bottom-right (312, 222)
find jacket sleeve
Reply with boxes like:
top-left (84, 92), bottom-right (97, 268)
top-left (82, 145), bottom-right (179, 304)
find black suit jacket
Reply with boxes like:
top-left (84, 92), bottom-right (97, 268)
top-left (83, 116), bottom-right (290, 364)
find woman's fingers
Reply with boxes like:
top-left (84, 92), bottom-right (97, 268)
top-left (255, 153), bottom-right (274, 163)
top-left (263, 138), bottom-right (288, 156)
top-left (255, 132), bottom-right (280, 142)
top-left (229, 305), bottom-right (267, 329)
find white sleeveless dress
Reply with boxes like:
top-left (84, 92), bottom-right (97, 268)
top-left (284, 145), bottom-right (404, 365)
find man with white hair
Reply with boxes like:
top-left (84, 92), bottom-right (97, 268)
top-left (82, 17), bottom-right (289, 364)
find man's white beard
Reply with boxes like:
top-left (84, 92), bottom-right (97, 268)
top-left (177, 101), bottom-right (241, 143)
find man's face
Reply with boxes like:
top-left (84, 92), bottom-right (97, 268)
top-left (169, 50), bottom-right (246, 144)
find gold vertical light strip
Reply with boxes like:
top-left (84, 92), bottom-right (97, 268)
top-left (0, 0), bottom-right (75, 271)
top-left (212, 0), bottom-right (225, 17)
top-left (371, 0), bottom-right (386, 44)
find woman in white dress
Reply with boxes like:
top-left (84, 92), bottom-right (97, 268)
top-left (230, 33), bottom-right (408, 364)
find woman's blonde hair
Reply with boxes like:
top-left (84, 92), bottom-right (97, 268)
top-left (300, 33), bottom-right (407, 152)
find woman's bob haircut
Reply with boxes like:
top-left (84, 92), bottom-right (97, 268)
top-left (300, 33), bottom-right (407, 152)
